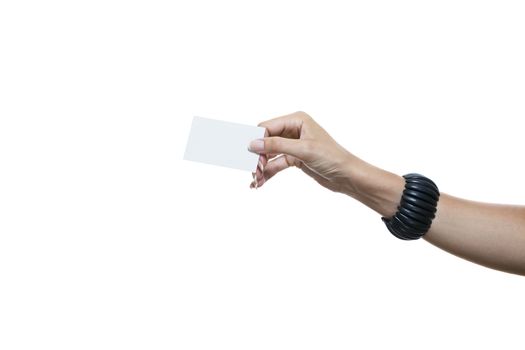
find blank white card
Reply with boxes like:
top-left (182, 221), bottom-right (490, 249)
top-left (183, 116), bottom-right (266, 171)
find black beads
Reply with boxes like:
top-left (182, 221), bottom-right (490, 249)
top-left (382, 174), bottom-right (440, 240)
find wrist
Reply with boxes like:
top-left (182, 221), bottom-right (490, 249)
top-left (340, 155), bottom-right (404, 218)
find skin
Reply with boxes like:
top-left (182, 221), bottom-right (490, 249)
top-left (247, 111), bottom-right (525, 276)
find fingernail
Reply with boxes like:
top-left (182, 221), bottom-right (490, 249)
top-left (248, 139), bottom-right (264, 153)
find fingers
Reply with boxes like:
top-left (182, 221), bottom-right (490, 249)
top-left (262, 129), bottom-right (280, 159)
top-left (249, 158), bottom-right (337, 191)
top-left (257, 111), bottom-right (310, 139)
top-left (249, 111), bottom-right (314, 161)
top-left (250, 154), bottom-right (297, 189)
top-left (248, 136), bottom-right (312, 162)
top-left (249, 111), bottom-right (316, 189)
top-left (250, 154), bottom-right (267, 189)
top-left (263, 154), bottom-right (295, 182)
top-left (259, 154), bottom-right (268, 169)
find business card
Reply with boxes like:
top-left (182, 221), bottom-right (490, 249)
top-left (183, 116), bottom-right (266, 171)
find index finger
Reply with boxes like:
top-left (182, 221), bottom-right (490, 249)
top-left (258, 111), bottom-right (309, 139)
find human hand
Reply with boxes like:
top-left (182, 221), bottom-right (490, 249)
top-left (248, 111), bottom-right (358, 193)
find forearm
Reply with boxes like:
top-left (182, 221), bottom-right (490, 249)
top-left (426, 195), bottom-right (525, 275)
top-left (341, 155), bottom-right (525, 276)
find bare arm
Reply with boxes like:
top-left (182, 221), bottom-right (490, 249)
top-left (341, 161), bottom-right (525, 276)
top-left (248, 111), bottom-right (525, 276)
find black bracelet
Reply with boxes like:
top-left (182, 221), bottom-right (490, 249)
top-left (382, 173), bottom-right (440, 240)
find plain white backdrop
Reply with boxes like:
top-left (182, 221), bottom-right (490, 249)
top-left (1, 1), bottom-right (524, 349)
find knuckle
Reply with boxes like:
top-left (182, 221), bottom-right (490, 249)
top-left (296, 111), bottom-right (312, 121)
top-left (265, 137), bottom-right (277, 152)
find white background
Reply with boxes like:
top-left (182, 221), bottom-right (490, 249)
top-left (1, 1), bottom-right (524, 349)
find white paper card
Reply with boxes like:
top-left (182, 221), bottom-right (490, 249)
top-left (184, 116), bottom-right (266, 171)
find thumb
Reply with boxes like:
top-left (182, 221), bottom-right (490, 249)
top-left (248, 136), bottom-right (312, 161)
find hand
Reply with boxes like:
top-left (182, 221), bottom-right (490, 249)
top-left (248, 111), bottom-right (356, 193)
